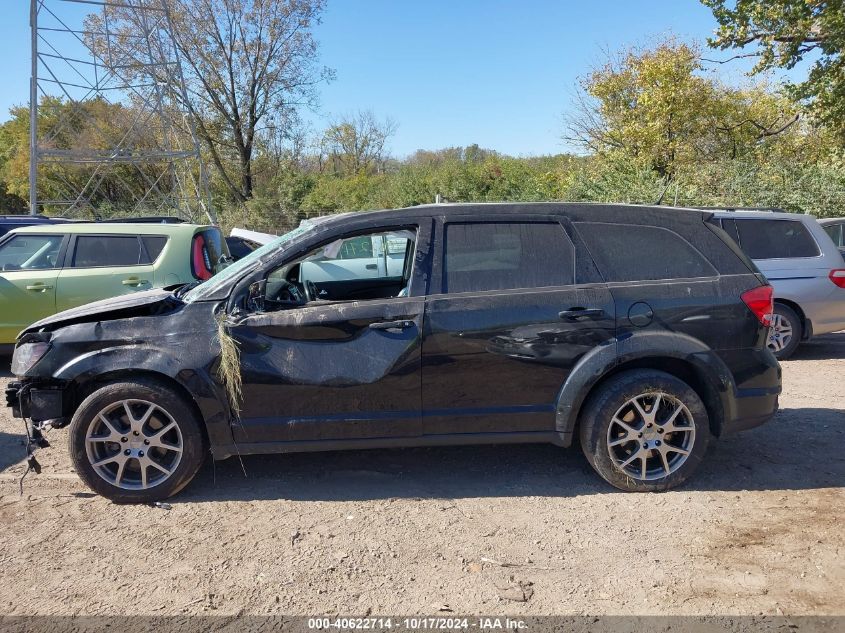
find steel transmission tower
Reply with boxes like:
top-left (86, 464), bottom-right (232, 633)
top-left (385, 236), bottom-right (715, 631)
top-left (29, 0), bottom-right (214, 222)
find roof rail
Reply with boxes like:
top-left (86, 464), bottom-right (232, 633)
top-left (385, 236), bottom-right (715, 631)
top-left (96, 216), bottom-right (187, 224)
top-left (695, 206), bottom-right (783, 213)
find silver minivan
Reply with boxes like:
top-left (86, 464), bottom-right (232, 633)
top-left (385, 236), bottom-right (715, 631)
top-left (709, 210), bottom-right (845, 359)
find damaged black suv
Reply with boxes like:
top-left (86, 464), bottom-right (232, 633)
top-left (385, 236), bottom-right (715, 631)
top-left (6, 203), bottom-right (781, 502)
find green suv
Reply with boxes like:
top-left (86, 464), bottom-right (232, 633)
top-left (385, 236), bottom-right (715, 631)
top-left (0, 222), bottom-right (228, 349)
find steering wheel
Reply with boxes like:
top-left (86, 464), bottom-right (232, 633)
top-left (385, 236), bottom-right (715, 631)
top-left (270, 279), bottom-right (306, 305)
top-left (304, 280), bottom-right (318, 302)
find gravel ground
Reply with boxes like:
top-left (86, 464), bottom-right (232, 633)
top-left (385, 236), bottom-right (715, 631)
top-left (0, 335), bottom-right (842, 617)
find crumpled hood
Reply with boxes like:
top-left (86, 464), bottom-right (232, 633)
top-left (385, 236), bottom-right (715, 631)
top-left (22, 288), bottom-right (176, 335)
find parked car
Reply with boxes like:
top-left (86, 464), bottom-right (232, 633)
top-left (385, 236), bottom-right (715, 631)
top-left (6, 203), bottom-right (781, 502)
top-left (819, 217), bottom-right (845, 258)
top-left (0, 214), bottom-right (66, 239)
top-left (0, 222), bottom-right (229, 351)
top-left (707, 210), bottom-right (845, 359)
top-left (225, 235), bottom-right (260, 261)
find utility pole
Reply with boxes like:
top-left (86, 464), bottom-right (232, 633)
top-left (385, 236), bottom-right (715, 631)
top-left (29, 0), bottom-right (37, 216)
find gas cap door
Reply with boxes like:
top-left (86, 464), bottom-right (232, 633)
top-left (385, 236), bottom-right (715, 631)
top-left (628, 301), bottom-right (654, 327)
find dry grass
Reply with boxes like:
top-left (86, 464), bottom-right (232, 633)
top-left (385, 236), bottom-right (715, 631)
top-left (215, 311), bottom-right (242, 416)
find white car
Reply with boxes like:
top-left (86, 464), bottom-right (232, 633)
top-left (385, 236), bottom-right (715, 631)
top-left (298, 230), bottom-right (415, 298)
top-left (708, 209), bottom-right (845, 359)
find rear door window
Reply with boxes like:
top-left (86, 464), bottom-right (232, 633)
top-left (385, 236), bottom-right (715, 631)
top-left (574, 222), bottom-right (716, 282)
top-left (71, 235), bottom-right (144, 267)
top-left (443, 222), bottom-right (575, 293)
top-left (734, 219), bottom-right (820, 259)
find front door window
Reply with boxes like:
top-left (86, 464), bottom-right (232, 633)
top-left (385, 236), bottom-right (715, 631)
top-left (263, 228), bottom-right (417, 307)
top-left (0, 234), bottom-right (64, 271)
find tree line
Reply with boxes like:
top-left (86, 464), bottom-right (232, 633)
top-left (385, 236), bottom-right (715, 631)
top-left (1, 0), bottom-right (843, 232)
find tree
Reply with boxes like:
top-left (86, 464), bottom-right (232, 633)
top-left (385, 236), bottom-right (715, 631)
top-left (320, 111), bottom-right (397, 175)
top-left (87, 0), bottom-right (332, 203)
top-left (564, 39), bottom-right (803, 179)
top-left (702, 0), bottom-right (845, 139)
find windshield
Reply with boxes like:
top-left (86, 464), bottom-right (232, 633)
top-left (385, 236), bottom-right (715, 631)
top-left (182, 221), bottom-right (320, 303)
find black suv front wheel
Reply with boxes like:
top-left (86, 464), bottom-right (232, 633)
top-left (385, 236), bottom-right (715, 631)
top-left (580, 369), bottom-right (710, 492)
top-left (69, 379), bottom-right (206, 503)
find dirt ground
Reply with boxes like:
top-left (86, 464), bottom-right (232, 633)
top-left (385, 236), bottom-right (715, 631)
top-left (0, 336), bottom-right (842, 618)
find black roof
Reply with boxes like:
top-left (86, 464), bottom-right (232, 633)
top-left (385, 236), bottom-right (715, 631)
top-left (315, 202), bottom-right (711, 231)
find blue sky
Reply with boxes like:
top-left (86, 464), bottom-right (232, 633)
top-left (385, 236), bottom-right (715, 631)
top-left (0, 1), bottom-right (798, 157)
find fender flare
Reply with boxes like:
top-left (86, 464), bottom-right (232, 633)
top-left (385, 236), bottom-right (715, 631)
top-left (554, 331), bottom-right (735, 445)
top-left (53, 344), bottom-right (233, 450)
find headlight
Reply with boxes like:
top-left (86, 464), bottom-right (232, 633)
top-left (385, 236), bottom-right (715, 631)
top-left (11, 342), bottom-right (50, 376)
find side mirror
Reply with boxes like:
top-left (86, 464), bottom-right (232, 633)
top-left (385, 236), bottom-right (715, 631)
top-left (247, 279), bottom-right (266, 312)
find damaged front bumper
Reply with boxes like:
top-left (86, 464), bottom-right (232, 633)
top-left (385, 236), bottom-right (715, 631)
top-left (6, 381), bottom-right (56, 474)
top-left (6, 380), bottom-right (71, 427)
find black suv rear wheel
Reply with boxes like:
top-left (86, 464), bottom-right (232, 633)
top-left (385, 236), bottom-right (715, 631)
top-left (579, 369), bottom-right (710, 492)
top-left (68, 379), bottom-right (206, 503)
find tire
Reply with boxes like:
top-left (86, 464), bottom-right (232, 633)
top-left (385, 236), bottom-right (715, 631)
top-left (68, 378), bottom-right (206, 503)
top-left (768, 303), bottom-right (802, 360)
top-left (579, 369), bottom-right (710, 492)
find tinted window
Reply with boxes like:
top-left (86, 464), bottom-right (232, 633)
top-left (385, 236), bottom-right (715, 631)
top-left (444, 222), bottom-right (575, 293)
top-left (141, 236), bottom-right (168, 262)
top-left (735, 219), bottom-right (820, 259)
top-left (719, 218), bottom-right (741, 244)
top-left (226, 237), bottom-right (258, 260)
top-left (0, 234), bottom-right (63, 270)
top-left (72, 236), bottom-right (143, 267)
top-left (575, 222), bottom-right (716, 282)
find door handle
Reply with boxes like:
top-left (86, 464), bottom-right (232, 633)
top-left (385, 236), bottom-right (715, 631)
top-left (559, 307), bottom-right (605, 320)
top-left (369, 319), bottom-right (415, 331)
top-left (365, 263), bottom-right (378, 270)
top-left (122, 278), bottom-right (148, 286)
top-left (25, 284), bottom-right (53, 291)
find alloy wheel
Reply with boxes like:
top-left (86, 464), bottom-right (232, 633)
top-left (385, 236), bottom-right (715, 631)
top-left (85, 399), bottom-right (183, 490)
top-left (767, 313), bottom-right (793, 353)
top-left (606, 392), bottom-right (696, 481)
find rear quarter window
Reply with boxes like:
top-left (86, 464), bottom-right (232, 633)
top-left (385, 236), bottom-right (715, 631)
top-left (574, 222), bottom-right (717, 282)
top-left (823, 223), bottom-right (843, 248)
top-left (141, 236), bottom-right (168, 262)
top-left (734, 219), bottom-right (820, 259)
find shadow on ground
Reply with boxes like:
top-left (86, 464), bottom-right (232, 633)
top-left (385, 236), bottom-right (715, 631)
top-left (789, 331), bottom-right (845, 361)
top-left (0, 432), bottom-right (26, 472)
top-left (170, 404), bottom-right (844, 505)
